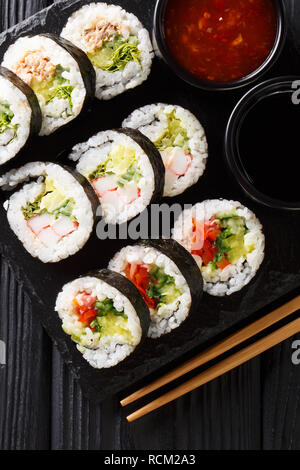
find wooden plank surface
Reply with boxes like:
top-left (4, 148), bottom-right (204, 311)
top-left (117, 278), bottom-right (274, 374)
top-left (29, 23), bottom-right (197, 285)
top-left (0, 0), bottom-right (300, 451)
top-left (0, 255), bottom-right (51, 450)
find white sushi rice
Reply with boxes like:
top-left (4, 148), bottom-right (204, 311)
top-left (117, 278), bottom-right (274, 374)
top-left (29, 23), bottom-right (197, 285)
top-left (0, 162), bottom-right (95, 263)
top-left (0, 75), bottom-right (32, 165)
top-left (55, 275), bottom-right (142, 369)
top-left (173, 199), bottom-right (265, 296)
top-left (123, 103), bottom-right (208, 197)
top-left (61, 2), bottom-right (153, 100)
top-left (2, 35), bottom-right (87, 136)
top-left (69, 130), bottom-right (155, 225)
top-left (109, 245), bottom-right (192, 338)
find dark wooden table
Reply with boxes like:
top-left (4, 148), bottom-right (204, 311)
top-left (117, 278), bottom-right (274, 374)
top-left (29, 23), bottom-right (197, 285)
top-left (1, 0), bottom-right (300, 451)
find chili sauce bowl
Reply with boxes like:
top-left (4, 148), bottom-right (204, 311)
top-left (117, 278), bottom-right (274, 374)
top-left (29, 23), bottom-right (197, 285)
top-left (153, 0), bottom-right (287, 91)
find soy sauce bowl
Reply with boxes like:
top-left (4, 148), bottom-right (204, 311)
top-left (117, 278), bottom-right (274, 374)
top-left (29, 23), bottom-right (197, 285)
top-left (153, 0), bottom-right (286, 91)
top-left (225, 77), bottom-right (300, 211)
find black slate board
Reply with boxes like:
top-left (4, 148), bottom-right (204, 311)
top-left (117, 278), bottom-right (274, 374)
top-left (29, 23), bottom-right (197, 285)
top-left (1, 0), bottom-right (300, 402)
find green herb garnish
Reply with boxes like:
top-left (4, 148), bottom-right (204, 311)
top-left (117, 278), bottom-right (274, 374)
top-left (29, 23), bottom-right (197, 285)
top-left (0, 102), bottom-right (18, 143)
top-left (88, 33), bottom-right (141, 72)
top-left (147, 267), bottom-right (180, 306)
top-left (89, 159), bottom-right (141, 185)
top-left (21, 193), bottom-right (46, 220)
top-left (154, 110), bottom-right (190, 154)
top-left (95, 298), bottom-right (128, 320)
top-left (90, 319), bottom-right (102, 333)
top-left (21, 189), bottom-right (76, 222)
top-left (102, 41), bottom-right (141, 72)
top-left (55, 64), bottom-right (67, 80)
top-left (38, 65), bottom-right (74, 112)
top-left (208, 215), bottom-right (248, 270)
top-left (117, 162), bottom-right (142, 187)
top-left (88, 162), bottom-right (109, 182)
top-left (53, 199), bottom-right (76, 220)
top-left (47, 85), bottom-right (74, 112)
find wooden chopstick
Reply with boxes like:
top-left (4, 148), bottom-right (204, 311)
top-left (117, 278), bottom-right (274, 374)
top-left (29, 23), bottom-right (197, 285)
top-left (126, 316), bottom-right (300, 422)
top-left (121, 295), bottom-right (300, 407)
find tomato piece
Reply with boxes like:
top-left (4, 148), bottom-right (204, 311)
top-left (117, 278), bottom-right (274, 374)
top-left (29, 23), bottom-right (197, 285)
top-left (191, 219), bottom-right (205, 251)
top-left (206, 224), bottom-right (222, 242)
top-left (78, 308), bottom-right (97, 324)
top-left (136, 285), bottom-right (157, 310)
top-left (125, 263), bottom-right (158, 309)
top-left (73, 291), bottom-right (98, 329)
top-left (211, 244), bottom-right (219, 256)
top-left (216, 257), bottom-right (231, 270)
top-left (135, 267), bottom-right (150, 290)
top-left (75, 291), bottom-right (97, 310)
top-left (200, 239), bottom-right (214, 265)
top-left (191, 217), bottom-right (223, 266)
top-left (125, 264), bottom-right (131, 279)
top-left (73, 298), bottom-right (80, 309)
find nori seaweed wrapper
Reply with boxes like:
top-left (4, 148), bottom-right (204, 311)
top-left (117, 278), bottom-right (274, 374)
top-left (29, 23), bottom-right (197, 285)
top-left (0, 66), bottom-right (42, 136)
top-left (117, 127), bottom-right (165, 204)
top-left (40, 34), bottom-right (96, 109)
top-left (58, 269), bottom-right (150, 375)
top-left (93, 268), bottom-right (150, 340)
top-left (63, 165), bottom-right (100, 220)
top-left (0, 66), bottom-right (42, 170)
top-left (1, 162), bottom-right (100, 225)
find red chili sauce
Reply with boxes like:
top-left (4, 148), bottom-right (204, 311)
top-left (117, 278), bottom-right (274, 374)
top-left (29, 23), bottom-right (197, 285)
top-left (164, 0), bottom-right (277, 82)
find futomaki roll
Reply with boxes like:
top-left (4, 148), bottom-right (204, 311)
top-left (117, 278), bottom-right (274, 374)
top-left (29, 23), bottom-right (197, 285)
top-left (2, 34), bottom-right (95, 136)
top-left (173, 199), bottom-right (265, 296)
top-left (0, 162), bottom-right (98, 263)
top-left (0, 66), bottom-right (41, 167)
top-left (69, 128), bottom-right (165, 224)
top-left (123, 104), bottom-right (208, 197)
top-left (55, 269), bottom-right (150, 369)
top-left (109, 239), bottom-right (202, 338)
top-left (61, 2), bottom-right (153, 100)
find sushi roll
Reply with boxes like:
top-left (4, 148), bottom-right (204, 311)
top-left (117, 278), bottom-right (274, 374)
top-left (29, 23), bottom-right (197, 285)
top-left (69, 128), bottom-right (165, 225)
top-left (61, 2), bottom-right (153, 100)
top-left (109, 239), bottom-right (203, 338)
top-left (55, 269), bottom-right (150, 369)
top-left (0, 66), bottom-right (41, 167)
top-left (123, 104), bottom-right (208, 197)
top-left (0, 162), bottom-right (99, 263)
top-left (173, 199), bottom-right (265, 296)
top-left (2, 34), bottom-right (95, 136)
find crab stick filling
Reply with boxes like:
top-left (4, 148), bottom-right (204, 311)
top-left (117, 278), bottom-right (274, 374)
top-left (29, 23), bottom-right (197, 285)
top-left (22, 178), bottom-right (79, 248)
top-left (161, 147), bottom-right (192, 188)
top-left (26, 214), bottom-right (78, 247)
top-left (88, 144), bottom-right (142, 212)
top-left (154, 110), bottom-right (193, 186)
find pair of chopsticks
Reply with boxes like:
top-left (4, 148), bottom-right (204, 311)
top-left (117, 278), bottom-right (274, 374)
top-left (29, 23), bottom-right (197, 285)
top-left (121, 295), bottom-right (300, 422)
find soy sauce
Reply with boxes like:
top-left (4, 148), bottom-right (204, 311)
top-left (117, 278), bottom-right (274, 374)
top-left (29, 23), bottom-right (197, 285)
top-left (238, 92), bottom-right (300, 202)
